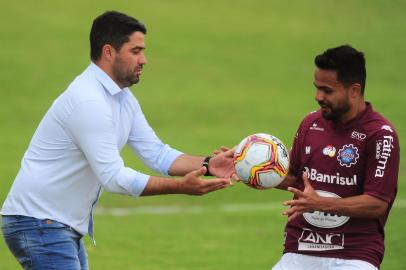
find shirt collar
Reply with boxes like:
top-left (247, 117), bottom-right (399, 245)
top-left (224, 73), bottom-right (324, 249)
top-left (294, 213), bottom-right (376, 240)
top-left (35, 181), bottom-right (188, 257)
top-left (327, 102), bottom-right (373, 131)
top-left (89, 62), bottom-right (122, 96)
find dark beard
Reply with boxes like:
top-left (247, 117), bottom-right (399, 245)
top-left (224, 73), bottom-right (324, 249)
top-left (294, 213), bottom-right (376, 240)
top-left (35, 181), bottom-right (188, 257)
top-left (112, 57), bottom-right (141, 88)
top-left (320, 102), bottom-right (351, 122)
top-left (126, 73), bottom-right (140, 86)
top-left (113, 69), bottom-right (140, 88)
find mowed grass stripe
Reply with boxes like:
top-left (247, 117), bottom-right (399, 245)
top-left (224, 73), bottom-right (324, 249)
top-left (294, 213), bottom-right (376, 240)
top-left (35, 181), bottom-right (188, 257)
top-left (95, 198), bottom-right (406, 216)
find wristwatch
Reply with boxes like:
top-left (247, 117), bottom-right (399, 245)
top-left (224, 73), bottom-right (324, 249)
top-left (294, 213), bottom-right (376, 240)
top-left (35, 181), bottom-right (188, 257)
top-left (202, 156), bottom-right (212, 176)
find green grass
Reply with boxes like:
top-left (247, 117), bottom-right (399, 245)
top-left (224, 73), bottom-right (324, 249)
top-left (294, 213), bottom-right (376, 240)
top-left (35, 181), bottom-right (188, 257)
top-left (1, 0), bottom-right (405, 269)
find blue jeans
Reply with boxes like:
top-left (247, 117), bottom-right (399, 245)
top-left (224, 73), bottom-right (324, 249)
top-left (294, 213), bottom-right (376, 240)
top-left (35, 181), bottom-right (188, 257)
top-left (1, 215), bottom-right (88, 270)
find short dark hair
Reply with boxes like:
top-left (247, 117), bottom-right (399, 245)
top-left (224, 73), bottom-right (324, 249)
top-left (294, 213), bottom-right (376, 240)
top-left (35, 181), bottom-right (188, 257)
top-left (90, 11), bottom-right (147, 61)
top-left (315, 45), bottom-right (366, 94)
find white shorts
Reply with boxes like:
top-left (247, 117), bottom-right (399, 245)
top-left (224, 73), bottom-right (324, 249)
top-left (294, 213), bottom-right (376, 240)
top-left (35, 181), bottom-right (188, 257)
top-left (272, 253), bottom-right (378, 270)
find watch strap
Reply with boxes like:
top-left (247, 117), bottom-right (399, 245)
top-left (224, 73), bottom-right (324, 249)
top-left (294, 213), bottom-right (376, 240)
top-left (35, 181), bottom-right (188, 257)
top-left (202, 156), bottom-right (212, 176)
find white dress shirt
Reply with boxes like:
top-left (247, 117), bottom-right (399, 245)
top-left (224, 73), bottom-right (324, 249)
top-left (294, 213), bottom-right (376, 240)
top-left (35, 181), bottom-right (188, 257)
top-left (1, 63), bottom-right (183, 235)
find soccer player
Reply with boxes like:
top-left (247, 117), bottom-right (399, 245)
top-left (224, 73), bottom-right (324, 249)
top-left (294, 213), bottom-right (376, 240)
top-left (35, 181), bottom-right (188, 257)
top-left (272, 45), bottom-right (399, 270)
top-left (1, 11), bottom-right (233, 269)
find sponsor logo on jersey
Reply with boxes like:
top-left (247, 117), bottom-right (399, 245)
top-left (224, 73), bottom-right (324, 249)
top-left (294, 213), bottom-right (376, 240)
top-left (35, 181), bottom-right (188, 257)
top-left (351, 131), bottom-right (366, 141)
top-left (305, 146), bottom-right (311, 154)
top-left (298, 228), bottom-right (344, 251)
top-left (322, 145), bottom-right (336, 157)
top-left (309, 122), bottom-right (324, 132)
top-left (381, 125), bottom-right (393, 133)
top-left (303, 190), bottom-right (350, 228)
top-left (375, 136), bottom-right (394, 178)
top-left (376, 140), bottom-right (383, 159)
top-left (304, 167), bottom-right (357, 186)
top-left (337, 144), bottom-right (359, 167)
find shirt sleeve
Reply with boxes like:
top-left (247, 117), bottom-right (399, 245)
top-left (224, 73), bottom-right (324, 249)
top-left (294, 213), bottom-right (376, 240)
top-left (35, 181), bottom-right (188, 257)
top-left (363, 128), bottom-right (399, 204)
top-left (126, 99), bottom-right (183, 176)
top-left (67, 100), bottom-right (149, 196)
top-left (289, 119), bottom-right (307, 177)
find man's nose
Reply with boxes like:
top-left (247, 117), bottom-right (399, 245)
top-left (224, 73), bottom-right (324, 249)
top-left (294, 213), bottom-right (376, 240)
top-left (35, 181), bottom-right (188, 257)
top-left (139, 53), bottom-right (148, 65)
top-left (315, 89), bottom-right (324, 102)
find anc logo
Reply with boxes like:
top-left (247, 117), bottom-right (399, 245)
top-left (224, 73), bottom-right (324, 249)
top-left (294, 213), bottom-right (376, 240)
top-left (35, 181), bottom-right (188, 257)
top-left (337, 144), bottom-right (359, 167)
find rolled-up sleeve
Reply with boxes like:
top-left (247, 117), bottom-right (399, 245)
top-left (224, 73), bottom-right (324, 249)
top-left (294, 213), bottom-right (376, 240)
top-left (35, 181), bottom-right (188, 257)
top-left (67, 100), bottom-right (149, 196)
top-left (126, 100), bottom-right (183, 176)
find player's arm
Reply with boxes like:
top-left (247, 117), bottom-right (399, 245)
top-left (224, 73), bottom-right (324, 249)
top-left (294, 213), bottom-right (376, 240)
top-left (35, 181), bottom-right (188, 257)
top-left (275, 167), bottom-right (298, 190)
top-left (311, 194), bottom-right (387, 218)
top-left (282, 172), bottom-right (389, 221)
top-left (276, 117), bottom-right (307, 191)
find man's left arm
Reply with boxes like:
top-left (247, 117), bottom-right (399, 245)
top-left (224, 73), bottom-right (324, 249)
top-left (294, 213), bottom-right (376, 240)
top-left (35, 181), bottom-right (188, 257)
top-left (127, 97), bottom-right (235, 178)
top-left (168, 148), bottom-right (235, 178)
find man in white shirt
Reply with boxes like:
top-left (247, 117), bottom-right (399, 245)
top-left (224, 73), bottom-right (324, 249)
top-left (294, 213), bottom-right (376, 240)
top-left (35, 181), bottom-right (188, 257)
top-left (1, 11), bottom-right (233, 270)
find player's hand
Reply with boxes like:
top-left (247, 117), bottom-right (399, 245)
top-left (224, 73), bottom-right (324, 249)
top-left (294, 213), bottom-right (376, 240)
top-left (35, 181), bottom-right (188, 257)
top-left (180, 167), bottom-right (231, 195)
top-left (209, 146), bottom-right (236, 179)
top-left (282, 172), bottom-right (320, 221)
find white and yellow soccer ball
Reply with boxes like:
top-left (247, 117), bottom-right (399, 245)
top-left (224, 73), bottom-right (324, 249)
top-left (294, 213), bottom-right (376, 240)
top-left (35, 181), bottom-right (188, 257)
top-left (233, 133), bottom-right (289, 189)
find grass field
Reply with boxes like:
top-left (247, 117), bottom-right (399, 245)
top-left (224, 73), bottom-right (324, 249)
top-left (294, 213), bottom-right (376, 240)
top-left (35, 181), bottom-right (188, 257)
top-left (1, 0), bottom-right (405, 269)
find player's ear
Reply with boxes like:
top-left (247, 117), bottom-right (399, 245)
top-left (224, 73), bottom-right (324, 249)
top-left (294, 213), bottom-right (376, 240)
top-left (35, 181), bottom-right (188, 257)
top-left (349, 83), bottom-right (362, 98)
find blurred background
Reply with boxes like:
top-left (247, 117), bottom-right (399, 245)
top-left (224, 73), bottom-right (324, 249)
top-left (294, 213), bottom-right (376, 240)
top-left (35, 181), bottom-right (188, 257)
top-left (1, 0), bottom-right (405, 269)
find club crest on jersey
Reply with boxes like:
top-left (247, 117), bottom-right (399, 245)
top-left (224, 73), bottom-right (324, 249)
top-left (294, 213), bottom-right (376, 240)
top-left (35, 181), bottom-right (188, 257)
top-left (322, 145), bottom-right (336, 157)
top-left (337, 144), bottom-right (359, 167)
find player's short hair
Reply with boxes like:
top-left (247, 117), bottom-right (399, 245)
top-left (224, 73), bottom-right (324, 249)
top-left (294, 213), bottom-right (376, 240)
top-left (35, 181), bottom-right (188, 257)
top-left (90, 11), bottom-right (147, 61)
top-left (315, 45), bottom-right (366, 95)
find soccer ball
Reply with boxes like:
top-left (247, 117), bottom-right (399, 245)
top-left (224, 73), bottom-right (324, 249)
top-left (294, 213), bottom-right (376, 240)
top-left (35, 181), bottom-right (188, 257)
top-left (233, 133), bottom-right (289, 189)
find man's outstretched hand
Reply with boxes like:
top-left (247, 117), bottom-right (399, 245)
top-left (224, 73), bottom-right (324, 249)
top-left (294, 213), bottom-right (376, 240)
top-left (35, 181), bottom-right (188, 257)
top-left (282, 172), bottom-right (320, 222)
top-left (179, 166), bottom-right (231, 195)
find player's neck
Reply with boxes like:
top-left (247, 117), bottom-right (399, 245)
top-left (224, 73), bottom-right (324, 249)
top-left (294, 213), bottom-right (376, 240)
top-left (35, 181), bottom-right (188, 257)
top-left (336, 100), bottom-right (366, 125)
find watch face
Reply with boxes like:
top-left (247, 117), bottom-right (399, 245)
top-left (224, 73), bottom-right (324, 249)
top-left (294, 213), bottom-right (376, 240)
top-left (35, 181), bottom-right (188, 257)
top-left (203, 156), bottom-right (212, 176)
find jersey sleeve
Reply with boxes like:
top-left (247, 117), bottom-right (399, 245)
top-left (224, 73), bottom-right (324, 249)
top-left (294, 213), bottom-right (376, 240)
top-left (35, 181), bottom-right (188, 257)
top-left (289, 114), bottom-right (314, 177)
top-left (363, 128), bottom-right (399, 204)
top-left (289, 120), bottom-right (309, 181)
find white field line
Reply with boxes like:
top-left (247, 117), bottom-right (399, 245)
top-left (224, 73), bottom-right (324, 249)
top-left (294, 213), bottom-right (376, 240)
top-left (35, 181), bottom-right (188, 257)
top-left (95, 199), bottom-right (406, 216)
